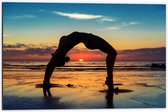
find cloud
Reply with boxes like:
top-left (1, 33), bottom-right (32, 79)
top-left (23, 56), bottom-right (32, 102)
top-left (9, 15), bottom-right (36, 19)
top-left (3, 43), bottom-right (56, 61)
top-left (129, 22), bottom-right (141, 25)
top-left (118, 47), bottom-right (165, 61)
top-left (97, 17), bottom-right (115, 23)
top-left (106, 21), bottom-right (141, 30)
top-left (122, 21), bottom-right (141, 26)
top-left (3, 43), bottom-right (29, 49)
top-left (3, 33), bottom-right (11, 38)
top-left (24, 47), bottom-right (54, 55)
top-left (53, 11), bottom-right (103, 20)
top-left (106, 26), bottom-right (120, 30)
top-left (53, 11), bottom-right (116, 23)
top-left (3, 43), bottom-right (166, 61)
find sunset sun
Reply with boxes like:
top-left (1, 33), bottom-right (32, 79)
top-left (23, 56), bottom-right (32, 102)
top-left (79, 59), bottom-right (84, 62)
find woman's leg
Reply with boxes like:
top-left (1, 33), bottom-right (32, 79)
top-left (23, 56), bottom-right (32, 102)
top-left (87, 36), bottom-right (117, 89)
top-left (105, 51), bottom-right (117, 89)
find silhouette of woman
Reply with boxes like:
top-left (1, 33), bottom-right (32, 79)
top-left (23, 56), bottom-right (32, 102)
top-left (43, 32), bottom-right (117, 89)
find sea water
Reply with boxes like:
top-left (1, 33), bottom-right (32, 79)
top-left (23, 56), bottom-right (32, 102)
top-left (3, 60), bottom-right (166, 72)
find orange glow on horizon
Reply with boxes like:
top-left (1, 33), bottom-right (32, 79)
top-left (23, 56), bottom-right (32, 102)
top-left (68, 53), bottom-right (106, 61)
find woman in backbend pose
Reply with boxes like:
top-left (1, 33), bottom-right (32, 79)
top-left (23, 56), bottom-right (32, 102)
top-left (43, 32), bottom-right (117, 89)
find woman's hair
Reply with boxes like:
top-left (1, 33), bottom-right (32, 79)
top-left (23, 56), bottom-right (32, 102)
top-left (64, 56), bottom-right (70, 62)
top-left (51, 53), bottom-right (70, 66)
top-left (57, 56), bottom-right (70, 66)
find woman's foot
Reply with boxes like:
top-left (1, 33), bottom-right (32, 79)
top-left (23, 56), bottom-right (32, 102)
top-left (43, 81), bottom-right (52, 87)
top-left (105, 76), bottom-right (113, 85)
top-left (105, 76), bottom-right (114, 90)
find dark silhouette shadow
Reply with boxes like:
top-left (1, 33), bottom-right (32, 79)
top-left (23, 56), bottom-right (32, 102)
top-left (43, 32), bottom-right (117, 89)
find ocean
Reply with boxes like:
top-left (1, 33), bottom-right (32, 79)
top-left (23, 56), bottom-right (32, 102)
top-left (3, 60), bottom-right (166, 72)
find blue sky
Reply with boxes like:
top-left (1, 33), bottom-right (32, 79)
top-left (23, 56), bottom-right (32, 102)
top-left (3, 3), bottom-right (166, 50)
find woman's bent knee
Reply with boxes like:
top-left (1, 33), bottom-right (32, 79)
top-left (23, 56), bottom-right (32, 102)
top-left (108, 48), bottom-right (117, 56)
top-left (113, 49), bottom-right (117, 56)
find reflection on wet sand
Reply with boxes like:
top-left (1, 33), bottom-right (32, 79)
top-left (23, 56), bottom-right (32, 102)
top-left (3, 70), bottom-right (166, 109)
top-left (105, 89), bottom-right (114, 108)
top-left (105, 86), bottom-right (134, 108)
top-left (41, 85), bottom-right (132, 108)
top-left (41, 86), bottom-right (115, 108)
top-left (42, 87), bottom-right (65, 109)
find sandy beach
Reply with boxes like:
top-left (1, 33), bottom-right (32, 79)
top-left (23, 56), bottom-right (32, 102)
top-left (3, 62), bottom-right (166, 109)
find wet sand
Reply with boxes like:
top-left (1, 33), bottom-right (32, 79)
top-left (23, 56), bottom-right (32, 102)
top-left (3, 70), bottom-right (166, 109)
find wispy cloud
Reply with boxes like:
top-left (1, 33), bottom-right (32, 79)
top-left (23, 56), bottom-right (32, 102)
top-left (3, 33), bottom-right (11, 37)
top-left (53, 11), bottom-right (115, 23)
top-left (9, 15), bottom-right (36, 19)
top-left (97, 17), bottom-right (115, 23)
top-left (53, 11), bottom-right (103, 20)
top-left (3, 43), bottom-right (29, 49)
top-left (106, 26), bottom-right (120, 30)
top-left (122, 21), bottom-right (141, 26)
top-left (106, 21), bottom-right (141, 30)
